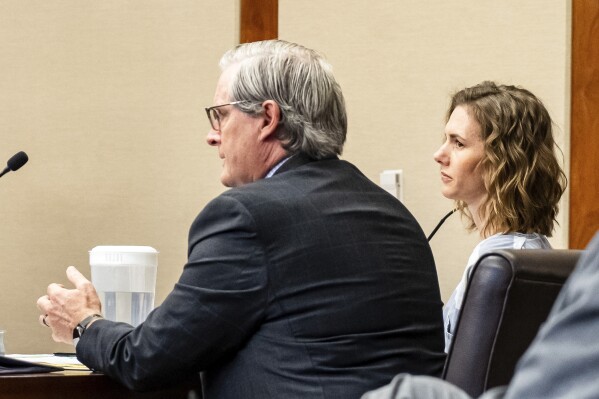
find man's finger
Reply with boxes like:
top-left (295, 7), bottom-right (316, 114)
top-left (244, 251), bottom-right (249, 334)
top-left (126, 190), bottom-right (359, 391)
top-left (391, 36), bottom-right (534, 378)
top-left (36, 295), bottom-right (51, 312)
top-left (47, 283), bottom-right (66, 297)
top-left (66, 266), bottom-right (91, 289)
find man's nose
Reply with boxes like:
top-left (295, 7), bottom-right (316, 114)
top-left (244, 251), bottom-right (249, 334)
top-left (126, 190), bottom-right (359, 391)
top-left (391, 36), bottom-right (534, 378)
top-left (206, 129), bottom-right (221, 146)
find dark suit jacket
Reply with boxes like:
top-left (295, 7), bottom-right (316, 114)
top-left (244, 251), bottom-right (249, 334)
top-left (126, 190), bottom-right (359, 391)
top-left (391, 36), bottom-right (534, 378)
top-left (77, 154), bottom-right (445, 398)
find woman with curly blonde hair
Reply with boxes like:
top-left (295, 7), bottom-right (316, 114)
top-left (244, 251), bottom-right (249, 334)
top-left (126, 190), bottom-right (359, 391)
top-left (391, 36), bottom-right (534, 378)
top-left (433, 81), bottom-right (567, 351)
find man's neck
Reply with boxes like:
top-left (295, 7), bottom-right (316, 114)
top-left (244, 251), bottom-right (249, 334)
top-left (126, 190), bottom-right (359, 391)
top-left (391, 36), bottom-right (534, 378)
top-left (265, 155), bottom-right (292, 178)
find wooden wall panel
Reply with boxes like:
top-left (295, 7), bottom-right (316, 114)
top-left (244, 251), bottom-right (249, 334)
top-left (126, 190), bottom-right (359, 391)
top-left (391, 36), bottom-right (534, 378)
top-left (570, 0), bottom-right (599, 249)
top-left (240, 0), bottom-right (278, 43)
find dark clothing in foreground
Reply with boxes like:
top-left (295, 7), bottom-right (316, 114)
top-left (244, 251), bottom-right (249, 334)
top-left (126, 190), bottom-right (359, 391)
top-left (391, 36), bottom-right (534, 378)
top-left (78, 154), bottom-right (445, 399)
top-left (362, 231), bottom-right (599, 399)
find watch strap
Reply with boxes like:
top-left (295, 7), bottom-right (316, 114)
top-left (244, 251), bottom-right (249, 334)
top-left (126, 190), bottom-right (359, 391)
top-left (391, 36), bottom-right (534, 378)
top-left (73, 313), bottom-right (103, 341)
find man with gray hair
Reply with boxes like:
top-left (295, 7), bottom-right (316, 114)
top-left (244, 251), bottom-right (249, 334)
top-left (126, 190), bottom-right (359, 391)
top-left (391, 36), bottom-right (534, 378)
top-left (38, 40), bottom-right (445, 399)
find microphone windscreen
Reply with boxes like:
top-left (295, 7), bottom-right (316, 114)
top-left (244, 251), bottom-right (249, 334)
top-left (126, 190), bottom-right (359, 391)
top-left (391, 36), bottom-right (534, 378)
top-left (7, 151), bottom-right (28, 171)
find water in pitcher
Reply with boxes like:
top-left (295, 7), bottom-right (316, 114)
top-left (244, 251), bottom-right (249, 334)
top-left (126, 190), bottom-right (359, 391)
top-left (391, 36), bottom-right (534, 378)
top-left (0, 330), bottom-right (5, 356)
top-left (100, 291), bottom-right (155, 327)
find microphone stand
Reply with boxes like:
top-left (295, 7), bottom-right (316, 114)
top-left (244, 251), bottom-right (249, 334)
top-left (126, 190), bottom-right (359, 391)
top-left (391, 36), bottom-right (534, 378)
top-left (427, 209), bottom-right (457, 242)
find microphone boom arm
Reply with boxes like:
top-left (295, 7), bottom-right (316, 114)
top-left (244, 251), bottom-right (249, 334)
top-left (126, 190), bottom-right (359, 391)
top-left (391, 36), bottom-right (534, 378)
top-left (427, 209), bottom-right (457, 242)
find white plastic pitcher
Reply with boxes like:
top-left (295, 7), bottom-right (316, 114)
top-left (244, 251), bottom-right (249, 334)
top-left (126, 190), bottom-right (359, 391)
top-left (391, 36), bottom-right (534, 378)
top-left (0, 330), bottom-right (5, 355)
top-left (90, 246), bottom-right (158, 327)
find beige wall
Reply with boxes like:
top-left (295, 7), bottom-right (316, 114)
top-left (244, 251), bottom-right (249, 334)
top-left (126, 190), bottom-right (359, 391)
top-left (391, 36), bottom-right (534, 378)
top-left (0, 1), bottom-right (239, 353)
top-left (280, 0), bottom-right (571, 300)
top-left (0, 1), bottom-right (570, 354)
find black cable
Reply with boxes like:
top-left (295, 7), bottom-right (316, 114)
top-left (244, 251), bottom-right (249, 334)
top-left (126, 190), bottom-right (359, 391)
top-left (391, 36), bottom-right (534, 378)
top-left (427, 209), bottom-right (457, 242)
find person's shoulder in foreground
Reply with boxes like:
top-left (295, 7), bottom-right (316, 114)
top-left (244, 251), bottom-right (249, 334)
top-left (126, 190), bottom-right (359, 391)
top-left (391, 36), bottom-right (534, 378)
top-left (361, 231), bottom-right (599, 399)
top-left (501, 231), bottom-right (599, 399)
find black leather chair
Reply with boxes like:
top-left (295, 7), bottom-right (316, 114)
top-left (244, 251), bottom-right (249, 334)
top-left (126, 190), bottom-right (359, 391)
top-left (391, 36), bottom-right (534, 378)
top-left (442, 249), bottom-right (583, 397)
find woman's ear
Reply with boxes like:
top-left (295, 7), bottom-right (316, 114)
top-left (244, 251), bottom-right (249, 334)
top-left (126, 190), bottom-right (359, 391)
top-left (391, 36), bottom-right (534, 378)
top-left (259, 100), bottom-right (281, 141)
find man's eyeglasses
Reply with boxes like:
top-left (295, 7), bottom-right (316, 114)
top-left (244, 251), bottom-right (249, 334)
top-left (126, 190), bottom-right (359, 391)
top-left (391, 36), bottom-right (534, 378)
top-left (205, 101), bottom-right (247, 131)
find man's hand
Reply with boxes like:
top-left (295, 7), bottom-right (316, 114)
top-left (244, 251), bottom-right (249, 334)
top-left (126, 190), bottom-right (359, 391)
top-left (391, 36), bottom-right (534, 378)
top-left (37, 266), bottom-right (103, 344)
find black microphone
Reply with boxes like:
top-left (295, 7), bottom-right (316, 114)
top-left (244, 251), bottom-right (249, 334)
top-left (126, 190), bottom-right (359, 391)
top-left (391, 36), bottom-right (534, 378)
top-left (0, 151), bottom-right (29, 179)
top-left (427, 209), bottom-right (457, 242)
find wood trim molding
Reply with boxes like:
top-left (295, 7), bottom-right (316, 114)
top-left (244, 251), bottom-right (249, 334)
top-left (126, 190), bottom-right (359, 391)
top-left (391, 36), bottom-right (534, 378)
top-left (240, 0), bottom-right (278, 44)
top-left (570, 0), bottom-right (599, 249)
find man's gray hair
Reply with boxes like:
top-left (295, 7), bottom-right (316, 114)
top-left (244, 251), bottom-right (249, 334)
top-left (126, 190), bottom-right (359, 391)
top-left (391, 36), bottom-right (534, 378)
top-left (219, 40), bottom-right (347, 159)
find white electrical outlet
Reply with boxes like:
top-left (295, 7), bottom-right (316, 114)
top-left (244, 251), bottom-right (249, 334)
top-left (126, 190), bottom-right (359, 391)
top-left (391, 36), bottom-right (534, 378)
top-left (380, 169), bottom-right (403, 202)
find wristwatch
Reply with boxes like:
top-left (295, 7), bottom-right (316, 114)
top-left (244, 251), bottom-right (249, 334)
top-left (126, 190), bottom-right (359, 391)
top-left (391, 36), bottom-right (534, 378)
top-left (73, 313), bottom-right (103, 346)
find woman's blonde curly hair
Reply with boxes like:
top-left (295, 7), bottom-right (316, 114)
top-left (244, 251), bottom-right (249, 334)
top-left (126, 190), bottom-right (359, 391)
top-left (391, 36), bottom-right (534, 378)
top-left (447, 81), bottom-right (567, 237)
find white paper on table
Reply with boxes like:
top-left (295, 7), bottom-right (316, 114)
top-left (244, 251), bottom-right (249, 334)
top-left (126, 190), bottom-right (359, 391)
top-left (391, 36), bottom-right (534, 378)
top-left (7, 354), bottom-right (90, 371)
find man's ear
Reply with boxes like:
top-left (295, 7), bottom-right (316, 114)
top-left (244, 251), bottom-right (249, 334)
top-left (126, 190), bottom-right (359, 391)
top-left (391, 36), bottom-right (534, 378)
top-left (259, 100), bottom-right (281, 141)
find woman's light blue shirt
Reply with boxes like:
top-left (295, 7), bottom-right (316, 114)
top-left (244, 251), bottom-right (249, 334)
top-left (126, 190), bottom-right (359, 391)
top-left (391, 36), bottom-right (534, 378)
top-left (443, 232), bottom-right (552, 352)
